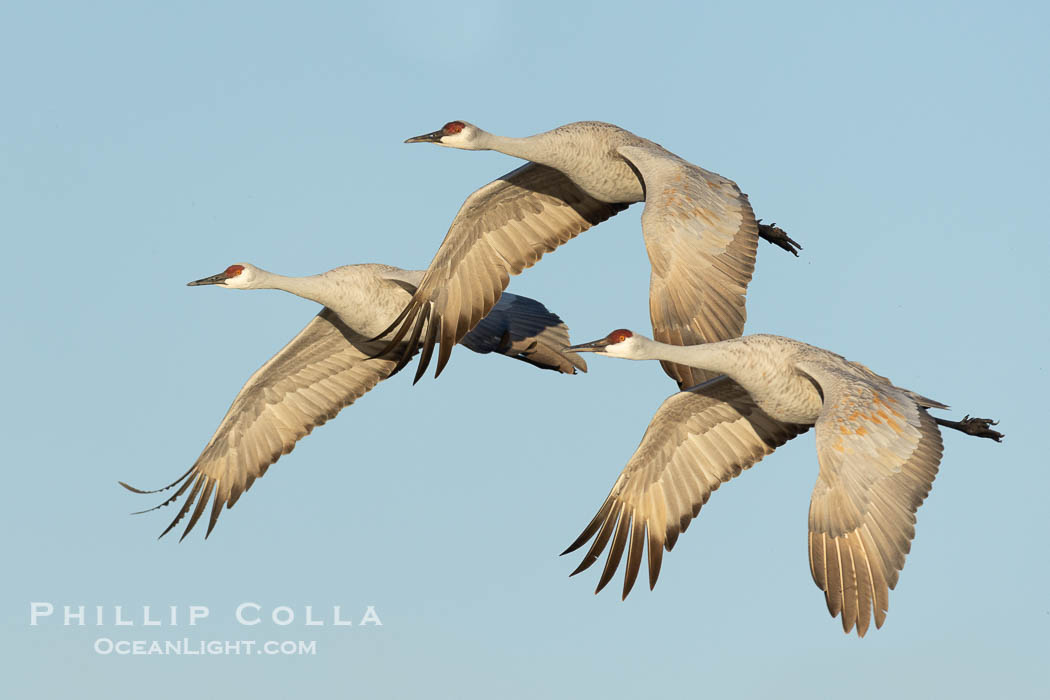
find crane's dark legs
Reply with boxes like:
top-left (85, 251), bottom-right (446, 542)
top-left (757, 220), bottom-right (802, 256)
top-left (935, 415), bottom-right (1004, 442)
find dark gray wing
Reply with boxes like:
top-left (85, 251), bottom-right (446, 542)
top-left (460, 292), bottom-right (586, 374)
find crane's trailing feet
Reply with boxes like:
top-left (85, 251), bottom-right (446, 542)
top-left (933, 415), bottom-right (1004, 442)
top-left (757, 220), bottom-right (802, 256)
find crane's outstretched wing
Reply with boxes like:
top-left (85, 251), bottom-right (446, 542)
top-left (375, 162), bottom-right (627, 382)
top-left (801, 361), bottom-right (944, 637)
top-left (564, 377), bottom-right (808, 599)
top-left (120, 308), bottom-right (400, 540)
top-left (460, 292), bottom-right (586, 374)
top-left (618, 145), bottom-right (761, 389)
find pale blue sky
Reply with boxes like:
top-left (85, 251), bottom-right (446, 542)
top-left (3, 1), bottom-right (1047, 698)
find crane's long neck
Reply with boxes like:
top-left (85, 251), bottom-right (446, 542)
top-left (474, 131), bottom-right (555, 166)
top-left (248, 266), bottom-right (405, 337)
top-left (632, 336), bottom-right (740, 377)
top-left (250, 270), bottom-right (351, 315)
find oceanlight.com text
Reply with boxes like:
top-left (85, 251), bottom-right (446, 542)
top-left (94, 638), bottom-right (318, 656)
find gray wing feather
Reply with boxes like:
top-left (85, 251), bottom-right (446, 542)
top-left (619, 144), bottom-right (760, 389)
top-left (376, 162), bottom-right (627, 381)
top-left (460, 292), bottom-right (586, 374)
top-left (565, 377), bottom-right (808, 599)
top-left (122, 308), bottom-right (400, 540)
top-left (800, 359), bottom-right (944, 637)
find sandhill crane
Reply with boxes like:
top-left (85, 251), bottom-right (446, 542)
top-left (378, 120), bottom-right (800, 388)
top-left (121, 262), bottom-right (587, 541)
top-left (562, 329), bottom-right (1003, 636)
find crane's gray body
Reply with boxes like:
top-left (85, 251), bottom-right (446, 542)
top-left (517, 121), bottom-right (650, 203)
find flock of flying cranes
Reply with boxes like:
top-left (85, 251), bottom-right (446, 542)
top-left (122, 119), bottom-right (1003, 637)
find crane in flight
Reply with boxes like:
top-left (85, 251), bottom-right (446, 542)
top-left (121, 262), bottom-right (587, 541)
top-left (562, 328), bottom-right (1002, 636)
top-left (377, 121), bottom-right (800, 388)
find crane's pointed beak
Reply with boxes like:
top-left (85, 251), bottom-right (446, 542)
top-left (404, 129), bottom-right (444, 144)
top-left (187, 272), bottom-right (228, 287)
top-left (566, 338), bottom-right (613, 354)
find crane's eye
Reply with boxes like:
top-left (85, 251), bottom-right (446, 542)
top-left (224, 265), bottom-right (245, 278)
top-left (442, 121), bottom-right (465, 135)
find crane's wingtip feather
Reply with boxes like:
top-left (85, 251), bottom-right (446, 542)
top-left (158, 522), bottom-right (177, 540)
top-left (561, 535), bottom-right (589, 556)
top-left (118, 466), bottom-right (196, 495)
top-left (569, 558), bottom-right (594, 577)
